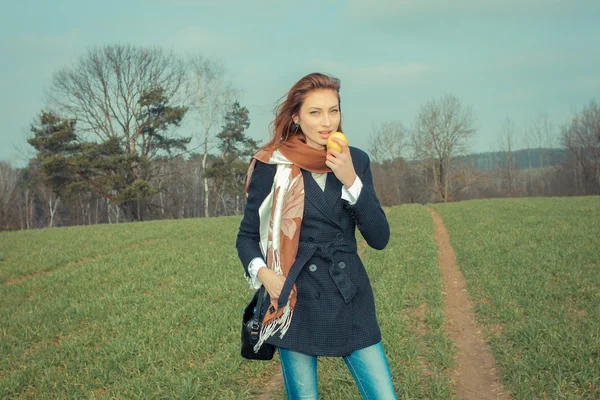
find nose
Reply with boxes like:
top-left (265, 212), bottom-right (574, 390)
top-left (321, 113), bottom-right (332, 127)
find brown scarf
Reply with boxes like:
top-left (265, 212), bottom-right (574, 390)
top-left (244, 135), bottom-right (330, 350)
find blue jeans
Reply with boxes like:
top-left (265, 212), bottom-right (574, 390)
top-left (278, 342), bottom-right (397, 399)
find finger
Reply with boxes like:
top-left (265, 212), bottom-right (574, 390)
top-left (334, 138), bottom-right (350, 155)
top-left (328, 154), bottom-right (345, 166)
top-left (327, 150), bottom-right (340, 158)
top-left (332, 138), bottom-right (348, 150)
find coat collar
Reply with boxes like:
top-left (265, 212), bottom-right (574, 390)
top-left (301, 169), bottom-right (343, 229)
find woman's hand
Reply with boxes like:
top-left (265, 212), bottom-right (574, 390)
top-left (326, 138), bottom-right (357, 188)
top-left (257, 267), bottom-right (288, 302)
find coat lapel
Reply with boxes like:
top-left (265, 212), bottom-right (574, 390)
top-left (324, 171), bottom-right (342, 207)
top-left (301, 170), bottom-right (342, 229)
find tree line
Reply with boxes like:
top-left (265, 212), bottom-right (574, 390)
top-left (0, 44), bottom-right (598, 230)
top-left (368, 100), bottom-right (599, 205)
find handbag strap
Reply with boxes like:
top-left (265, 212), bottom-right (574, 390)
top-left (255, 285), bottom-right (268, 317)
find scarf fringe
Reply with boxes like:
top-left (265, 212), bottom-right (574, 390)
top-left (245, 272), bottom-right (255, 289)
top-left (253, 302), bottom-right (294, 353)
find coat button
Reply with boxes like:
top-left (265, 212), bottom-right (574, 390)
top-left (315, 292), bottom-right (321, 299)
top-left (336, 232), bottom-right (343, 241)
top-left (338, 261), bottom-right (346, 269)
top-left (308, 237), bottom-right (314, 243)
top-left (309, 264), bottom-right (317, 272)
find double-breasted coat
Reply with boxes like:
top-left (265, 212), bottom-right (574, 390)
top-left (236, 147), bottom-right (390, 357)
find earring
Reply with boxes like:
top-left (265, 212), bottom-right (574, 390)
top-left (292, 122), bottom-right (300, 134)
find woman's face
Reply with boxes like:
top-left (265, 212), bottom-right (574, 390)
top-left (293, 89), bottom-right (341, 150)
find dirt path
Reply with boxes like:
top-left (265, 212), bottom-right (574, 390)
top-left (255, 366), bottom-right (284, 400)
top-left (425, 206), bottom-right (510, 400)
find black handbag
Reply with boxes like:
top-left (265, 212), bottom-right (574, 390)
top-left (241, 286), bottom-right (276, 360)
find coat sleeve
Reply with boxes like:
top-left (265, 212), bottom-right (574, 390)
top-left (236, 160), bottom-right (276, 276)
top-left (346, 149), bottom-right (390, 250)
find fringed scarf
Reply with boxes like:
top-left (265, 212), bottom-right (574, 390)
top-left (244, 135), bottom-right (330, 352)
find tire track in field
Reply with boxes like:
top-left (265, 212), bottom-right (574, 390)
top-left (3, 238), bottom-right (165, 286)
top-left (425, 206), bottom-right (511, 400)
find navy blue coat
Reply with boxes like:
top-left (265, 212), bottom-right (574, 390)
top-left (236, 147), bottom-right (390, 356)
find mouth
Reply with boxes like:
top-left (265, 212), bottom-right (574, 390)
top-left (319, 131), bottom-right (332, 139)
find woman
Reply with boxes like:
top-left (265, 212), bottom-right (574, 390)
top-left (236, 72), bottom-right (396, 399)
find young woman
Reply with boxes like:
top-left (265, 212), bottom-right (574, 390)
top-left (236, 72), bottom-right (396, 399)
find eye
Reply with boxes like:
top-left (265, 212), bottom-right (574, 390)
top-left (310, 111), bottom-right (319, 115)
top-left (331, 109), bottom-right (339, 113)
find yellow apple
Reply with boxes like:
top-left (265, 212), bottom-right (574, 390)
top-left (326, 132), bottom-right (348, 153)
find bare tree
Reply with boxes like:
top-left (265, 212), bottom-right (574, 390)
top-left (521, 124), bottom-right (534, 195)
top-left (50, 45), bottom-right (186, 143)
top-left (368, 121), bottom-right (413, 205)
top-left (37, 182), bottom-right (60, 228)
top-left (19, 187), bottom-right (35, 230)
top-left (529, 113), bottom-right (554, 195)
top-left (45, 44), bottom-right (189, 220)
top-left (188, 57), bottom-right (234, 217)
top-left (561, 99), bottom-right (600, 195)
top-left (0, 162), bottom-right (21, 230)
top-left (452, 162), bottom-right (481, 200)
top-left (368, 121), bottom-right (408, 162)
top-left (497, 117), bottom-right (519, 196)
top-left (412, 94), bottom-right (476, 202)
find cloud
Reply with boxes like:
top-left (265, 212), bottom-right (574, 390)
top-left (501, 52), bottom-right (557, 69)
top-left (165, 26), bottom-right (247, 57)
top-left (2, 30), bottom-right (79, 53)
top-left (304, 59), bottom-right (433, 86)
top-left (151, 0), bottom-right (245, 5)
top-left (345, 0), bottom-right (593, 16)
top-left (149, 0), bottom-right (281, 8)
top-left (505, 87), bottom-right (535, 102)
top-left (499, 50), bottom-right (592, 70)
top-left (0, 31), bottom-right (81, 81)
top-left (572, 75), bottom-right (600, 92)
top-left (363, 63), bottom-right (433, 83)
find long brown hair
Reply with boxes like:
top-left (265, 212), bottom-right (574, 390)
top-left (265, 73), bottom-right (342, 149)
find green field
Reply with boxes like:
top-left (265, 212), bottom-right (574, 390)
top-left (432, 197), bottom-right (600, 399)
top-left (1, 197), bottom-right (598, 399)
top-left (1, 205), bottom-right (454, 399)
top-left (310, 205), bottom-right (455, 399)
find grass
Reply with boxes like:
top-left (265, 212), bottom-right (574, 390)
top-left (1, 218), bottom-right (278, 399)
top-left (287, 204), bottom-right (456, 399)
top-left (0, 222), bottom-right (170, 284)
top-left (432, 196), bottom-right (600, 399)
top-left (6, 196), bottom-right (595, 399)
top-left (1, 205), bottom-right (455, 399)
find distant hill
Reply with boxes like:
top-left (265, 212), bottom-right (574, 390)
top-left (456, 148), bottom-right (568, 170)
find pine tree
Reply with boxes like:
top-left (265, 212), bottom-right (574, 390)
top-left (206, 101), bottom-right (258, 215)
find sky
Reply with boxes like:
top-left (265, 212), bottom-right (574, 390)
top-left (1, 0), bottom-right (599, 167)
